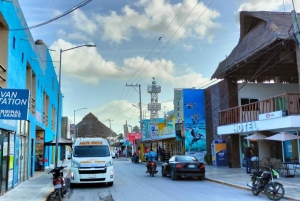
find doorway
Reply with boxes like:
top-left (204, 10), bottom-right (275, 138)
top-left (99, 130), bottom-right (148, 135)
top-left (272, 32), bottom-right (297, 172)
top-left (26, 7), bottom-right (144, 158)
top-left (239, 134), bottom-right (248, 168)
top-left (0, 130), bottom-right (9, 194)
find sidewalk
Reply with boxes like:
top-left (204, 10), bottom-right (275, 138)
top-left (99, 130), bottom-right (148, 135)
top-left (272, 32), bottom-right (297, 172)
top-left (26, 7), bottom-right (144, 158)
top-left (0, 160), bottom-right (70, 201)
top-left (205, 165), bottom-right (300, 201)
top-left (126, 157), bottom-right (300, 201)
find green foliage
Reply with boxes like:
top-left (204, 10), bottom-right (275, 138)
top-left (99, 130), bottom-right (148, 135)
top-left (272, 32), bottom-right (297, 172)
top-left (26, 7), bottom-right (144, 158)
top-left (132, 126), bottom-right (140, 132)
top-left (204, 152), bottom-right (212, 165)
top-left (117, 133), bottom-right (124, 140)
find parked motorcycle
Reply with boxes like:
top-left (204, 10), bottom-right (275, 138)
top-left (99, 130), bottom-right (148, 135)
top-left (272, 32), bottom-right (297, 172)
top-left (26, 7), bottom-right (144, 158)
top-left (247, 161), bottom-right (285, 200)
top-left (48, 161), bottom-right (68, 201)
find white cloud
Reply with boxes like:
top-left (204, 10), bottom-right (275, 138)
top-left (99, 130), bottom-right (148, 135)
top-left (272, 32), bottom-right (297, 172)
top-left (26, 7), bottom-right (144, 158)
top-left (67, 32), bottom-right (90, 41)
top-left (236, 0), bottom-right (300, 13)
top-left (237, 0), bottom-right (283, 12)
top-left (183, 44), bottom-right (193, 51)
top-left (71, 9), bottom-right (97, 36)
top-left (94, 0), bottom-right (220, 44)
top-left (50, 39), bottom-right (207, 87)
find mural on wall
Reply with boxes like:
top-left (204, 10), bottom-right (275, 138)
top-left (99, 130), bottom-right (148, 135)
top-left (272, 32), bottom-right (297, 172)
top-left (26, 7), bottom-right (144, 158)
top-left (183, 89), bottom-right (206, 162)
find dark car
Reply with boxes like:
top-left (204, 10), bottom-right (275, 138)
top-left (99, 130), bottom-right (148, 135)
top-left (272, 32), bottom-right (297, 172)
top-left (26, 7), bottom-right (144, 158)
top-left (161, 155), bottom-right (205, 180)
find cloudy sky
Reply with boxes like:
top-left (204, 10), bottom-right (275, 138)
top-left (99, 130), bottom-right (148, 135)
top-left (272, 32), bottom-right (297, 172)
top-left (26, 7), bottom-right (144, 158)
top-left (18, 0), bottom-right (300, 134)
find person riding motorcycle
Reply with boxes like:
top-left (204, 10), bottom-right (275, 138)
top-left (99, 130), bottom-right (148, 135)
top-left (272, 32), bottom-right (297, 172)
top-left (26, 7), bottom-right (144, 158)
top-left (145, 149), bottom-right (158, 173)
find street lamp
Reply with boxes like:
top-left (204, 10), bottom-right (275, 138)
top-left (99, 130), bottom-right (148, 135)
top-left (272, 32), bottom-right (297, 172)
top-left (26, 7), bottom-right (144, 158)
top-left (55, 44), bottom-right (96, 168)
top-left (74, 107), bottom-right (87, 139)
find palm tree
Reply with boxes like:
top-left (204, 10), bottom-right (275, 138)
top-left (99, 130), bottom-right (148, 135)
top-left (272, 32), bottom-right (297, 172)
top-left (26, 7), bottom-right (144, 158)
top-left (132, 126), bottom-right (140, 132)
top-left (117, 133), bottom-right (124, 141)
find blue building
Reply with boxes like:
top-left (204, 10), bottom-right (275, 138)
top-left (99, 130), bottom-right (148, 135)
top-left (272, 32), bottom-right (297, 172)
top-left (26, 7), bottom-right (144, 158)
top-left (0, 0), bottom-right (61, 193)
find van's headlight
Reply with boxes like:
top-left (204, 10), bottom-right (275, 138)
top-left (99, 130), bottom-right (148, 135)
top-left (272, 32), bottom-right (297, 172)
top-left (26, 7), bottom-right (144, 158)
top-left (106, 160), bottom-right (113, 167)
top-left (71, 161), bottom-right (80, 168)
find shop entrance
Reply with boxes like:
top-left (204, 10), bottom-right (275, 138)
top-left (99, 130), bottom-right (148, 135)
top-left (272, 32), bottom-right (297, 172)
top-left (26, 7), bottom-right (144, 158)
top-left (240, 134), bottom-right (248, 168)
top-left (0, 130), bottom-right (9, 194)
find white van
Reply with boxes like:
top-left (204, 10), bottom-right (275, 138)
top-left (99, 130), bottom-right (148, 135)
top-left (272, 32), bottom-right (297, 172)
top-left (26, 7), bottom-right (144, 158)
top-left (69, 138), bottom-right (114, 188)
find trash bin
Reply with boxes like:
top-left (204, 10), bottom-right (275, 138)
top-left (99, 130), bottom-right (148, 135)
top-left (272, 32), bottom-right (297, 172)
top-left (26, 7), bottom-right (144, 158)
top-left (211, 140), bottom-right (228, 166)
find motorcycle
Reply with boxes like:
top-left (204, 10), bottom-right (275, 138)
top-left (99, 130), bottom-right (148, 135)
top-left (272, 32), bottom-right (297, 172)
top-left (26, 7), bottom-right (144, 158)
top-left (148, 160), bottom-right (157, 177)
top-left (131, 154), bottom-right (139, 163)
top-left (247, 161), bottom-right (285, 200)
top-left (48, 161), bottom-right (68, 201)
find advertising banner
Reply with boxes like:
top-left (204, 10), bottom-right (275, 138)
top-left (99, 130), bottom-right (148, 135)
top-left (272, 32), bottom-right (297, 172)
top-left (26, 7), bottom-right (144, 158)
top-left (126, 132), bottom-right (141, 141)
top-left (0, 89), bottom-right (29, 120)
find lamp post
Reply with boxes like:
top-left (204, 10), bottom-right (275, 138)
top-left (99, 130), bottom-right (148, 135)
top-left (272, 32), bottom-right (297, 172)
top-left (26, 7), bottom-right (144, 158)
top-left (55, 44), bottom-right (96, 168)
top-left (74, 107), bottom-right (87, 139)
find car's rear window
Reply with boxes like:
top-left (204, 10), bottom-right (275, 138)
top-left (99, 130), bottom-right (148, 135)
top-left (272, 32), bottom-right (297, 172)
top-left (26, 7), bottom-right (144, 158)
top-left (176, 156), bottom-right (198, 162)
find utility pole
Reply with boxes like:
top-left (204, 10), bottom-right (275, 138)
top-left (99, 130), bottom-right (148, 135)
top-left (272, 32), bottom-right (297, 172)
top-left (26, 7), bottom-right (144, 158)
top-left (126, 84), bottom-right (143, 136)
top-left (106, 118), bottom-right (114, 144)
top-left (291, 1), bottom-right (300, 47)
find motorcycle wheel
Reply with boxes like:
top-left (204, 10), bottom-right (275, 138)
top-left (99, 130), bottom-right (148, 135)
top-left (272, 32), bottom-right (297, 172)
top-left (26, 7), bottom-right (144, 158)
top-left (251, 185), bottom-right (260, 196)
top-left (265, 183), bottom-right (285, 201)
top-left (151, 166), bottom-right (155, 177)
top-left (61, 188), bottom-right (64, 198)
top-left (57, 189), bottom-right (62, 201)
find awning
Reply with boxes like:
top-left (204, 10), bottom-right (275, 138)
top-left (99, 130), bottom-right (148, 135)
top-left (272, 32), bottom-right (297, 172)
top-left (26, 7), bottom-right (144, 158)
top-left (44, 137), bottom-right (72, 146)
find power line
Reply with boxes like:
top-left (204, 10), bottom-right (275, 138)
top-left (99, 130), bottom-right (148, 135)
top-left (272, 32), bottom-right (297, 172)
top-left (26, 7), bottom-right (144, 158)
top-left (3, 0), bottom-right (92, 31)
top-left (133, 0), bottom-right (203, 83)
top-left (137, 0), bottom-right (215, 82)
top-left (112, 0), bottom-right (190, 117)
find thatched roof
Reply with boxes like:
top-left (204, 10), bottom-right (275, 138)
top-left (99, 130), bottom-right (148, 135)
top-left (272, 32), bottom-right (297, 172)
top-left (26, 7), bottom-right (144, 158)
top-left (212, 11), bottom-right (299, 82)
top-left (76, 113), bottom-right (117, 138)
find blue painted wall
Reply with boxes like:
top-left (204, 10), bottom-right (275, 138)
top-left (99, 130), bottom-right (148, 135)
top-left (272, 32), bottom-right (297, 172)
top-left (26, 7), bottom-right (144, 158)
top-left (0, 0), bottom-right (60, 186)
top-left (183, 89), bottom-right (207, 162)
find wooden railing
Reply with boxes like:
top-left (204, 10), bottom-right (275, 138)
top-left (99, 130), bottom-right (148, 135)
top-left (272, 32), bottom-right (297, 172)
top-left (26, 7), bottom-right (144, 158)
top-left (218, 93), bottom-right (300, 125)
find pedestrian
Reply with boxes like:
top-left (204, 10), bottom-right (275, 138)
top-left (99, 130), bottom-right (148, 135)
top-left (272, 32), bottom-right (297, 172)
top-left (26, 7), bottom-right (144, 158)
top-left (114, 149), bottom-right (118, 158)
top-left (157, 146), bottom-right (162, 161)
top-left (245, 144), bottom-right (254, 174)
top-left (38, 154), bottom-right (44, 171)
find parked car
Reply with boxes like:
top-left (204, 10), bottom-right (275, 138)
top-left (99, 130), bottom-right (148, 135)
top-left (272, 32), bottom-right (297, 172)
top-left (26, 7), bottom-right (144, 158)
top-left (161, 155), bottom-right (205, 180)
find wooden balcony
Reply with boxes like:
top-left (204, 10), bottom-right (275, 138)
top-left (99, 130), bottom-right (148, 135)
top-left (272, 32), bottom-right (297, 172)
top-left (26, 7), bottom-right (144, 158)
top-left (218, 93), bottom-right (300, 126)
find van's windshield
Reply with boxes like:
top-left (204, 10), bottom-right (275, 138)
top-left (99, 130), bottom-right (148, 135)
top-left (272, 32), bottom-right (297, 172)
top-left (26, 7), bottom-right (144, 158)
top-left (73, 145), bottom-right (110, 157)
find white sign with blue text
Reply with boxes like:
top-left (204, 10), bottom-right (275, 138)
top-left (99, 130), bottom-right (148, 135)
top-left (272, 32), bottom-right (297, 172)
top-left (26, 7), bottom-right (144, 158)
top-left (0, 89), bottom-right (29, 120)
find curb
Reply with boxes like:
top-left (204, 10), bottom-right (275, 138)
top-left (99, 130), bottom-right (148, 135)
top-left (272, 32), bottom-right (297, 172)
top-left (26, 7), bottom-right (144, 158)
top-left (205, 177), bottom-right (300, 201)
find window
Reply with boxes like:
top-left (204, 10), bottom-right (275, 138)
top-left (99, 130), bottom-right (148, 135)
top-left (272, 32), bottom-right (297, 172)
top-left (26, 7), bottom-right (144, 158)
top-left (13, 37), bottom-right (16, 49)
top-left (73, 145), bottom-right (110, 157)
top-left (241, 98), bottom-right (259, 111)
top-left (21, 52), bottom-right (24, 63)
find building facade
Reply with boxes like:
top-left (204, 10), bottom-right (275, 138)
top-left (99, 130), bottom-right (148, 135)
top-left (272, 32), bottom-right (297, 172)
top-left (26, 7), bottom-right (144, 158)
top-left (0, 0), bottom-right (60, 194)
top-left (206, 11), bottom-right (300, 168)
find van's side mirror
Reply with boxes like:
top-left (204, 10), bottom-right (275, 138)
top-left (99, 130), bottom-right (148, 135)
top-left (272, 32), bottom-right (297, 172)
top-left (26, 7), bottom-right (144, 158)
top-left (67, 153), bottom-right (72, 160)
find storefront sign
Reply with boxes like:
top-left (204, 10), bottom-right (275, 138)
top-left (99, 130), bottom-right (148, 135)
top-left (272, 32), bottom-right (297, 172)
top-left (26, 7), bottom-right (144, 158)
top-left (258, 110), bottom-right (287, 120)
top-left (127, 132), bottom-right (141, 141)
top-left (0, 89), bottom-right (29, 120)
top-left (233, 122), bottom-right (257, 133)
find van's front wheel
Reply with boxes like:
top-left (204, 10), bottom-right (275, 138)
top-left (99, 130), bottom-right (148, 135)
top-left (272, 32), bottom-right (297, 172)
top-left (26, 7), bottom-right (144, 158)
top-left (107, 182), bottom-right (113, 186)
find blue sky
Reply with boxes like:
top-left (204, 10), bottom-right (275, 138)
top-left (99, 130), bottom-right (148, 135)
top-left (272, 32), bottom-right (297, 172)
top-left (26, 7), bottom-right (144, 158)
top-left (18, 0), bottom-right (300, 134)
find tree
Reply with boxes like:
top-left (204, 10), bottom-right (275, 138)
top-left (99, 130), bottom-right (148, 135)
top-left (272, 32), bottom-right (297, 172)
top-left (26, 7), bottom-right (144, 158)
top-left (132, 125), bottom-right (140, 132)
top-left (117, 133), bottom-right (124, 140)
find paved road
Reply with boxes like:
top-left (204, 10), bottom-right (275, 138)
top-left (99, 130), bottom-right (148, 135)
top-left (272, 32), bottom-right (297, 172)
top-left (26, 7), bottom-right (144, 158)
top-left (61, 159), bottom-right (289, 201)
